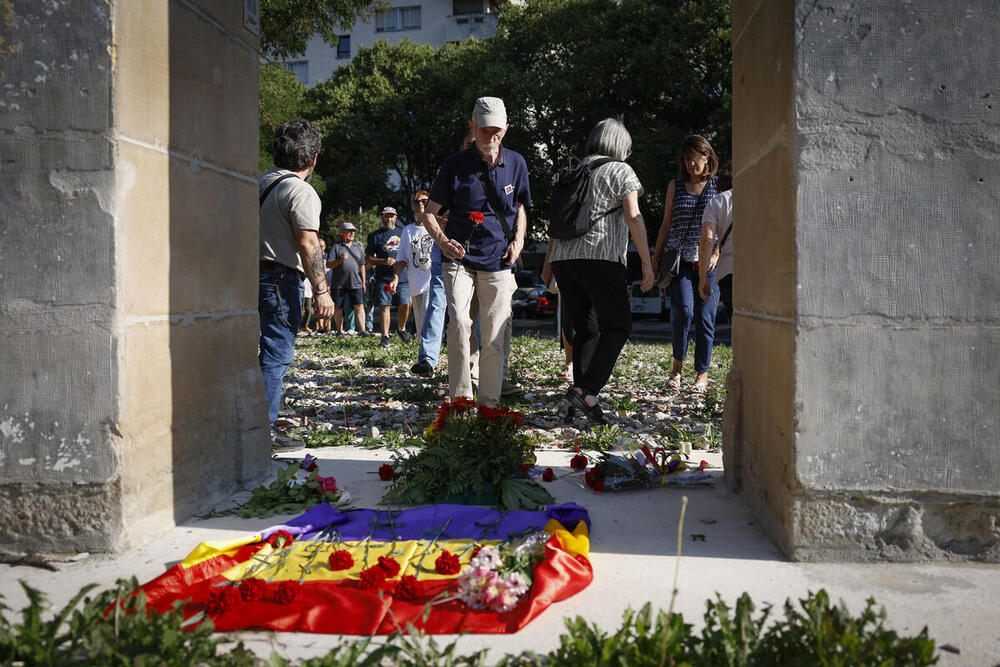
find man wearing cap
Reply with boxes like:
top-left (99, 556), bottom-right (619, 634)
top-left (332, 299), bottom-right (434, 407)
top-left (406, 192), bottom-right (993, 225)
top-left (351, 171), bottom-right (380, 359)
top-left (422, 96), bottom-right (530, 405)
top-left (258, 119), bottom-right (333, 443)
top-left (366, 206), bottom-right (411, 347)
top-left (326, 221), bottom-right (367, 335)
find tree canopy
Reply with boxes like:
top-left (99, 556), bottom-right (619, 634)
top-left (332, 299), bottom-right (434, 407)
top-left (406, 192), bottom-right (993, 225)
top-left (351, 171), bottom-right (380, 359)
top-left (260, 0), bottom-right (732, 241)
top-left (259, 0), bottom-right (381, 60)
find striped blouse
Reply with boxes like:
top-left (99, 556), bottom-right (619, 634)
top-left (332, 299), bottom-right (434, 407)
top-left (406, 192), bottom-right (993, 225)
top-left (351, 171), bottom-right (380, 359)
top-left (665, 177), bottom-right (717, 262)
top-left (548, 157), bottom-right (643, 266)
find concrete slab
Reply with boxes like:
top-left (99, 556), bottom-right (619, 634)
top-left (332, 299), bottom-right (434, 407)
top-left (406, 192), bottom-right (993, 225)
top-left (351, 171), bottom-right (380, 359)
top-left (2, 446), bottom-right (997, 665)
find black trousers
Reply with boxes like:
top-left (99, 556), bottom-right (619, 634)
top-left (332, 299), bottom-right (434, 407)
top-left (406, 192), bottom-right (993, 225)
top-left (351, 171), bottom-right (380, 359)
top-left (551, 259), bottom-right (632, 396)
top-left (718, 273), bottom-right (733, 322)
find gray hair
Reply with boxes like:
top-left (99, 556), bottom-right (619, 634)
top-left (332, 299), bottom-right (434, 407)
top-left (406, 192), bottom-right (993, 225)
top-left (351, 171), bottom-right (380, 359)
top-left (584, 118), bottom-right (632, 161)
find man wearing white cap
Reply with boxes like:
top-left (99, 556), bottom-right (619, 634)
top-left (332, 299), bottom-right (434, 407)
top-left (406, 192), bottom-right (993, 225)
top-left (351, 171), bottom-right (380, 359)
top-left (366, 206), bottom-right (410, 347)
top-left (421, 96), bottom-right (531, 405)
top-left (326, 221), bottom-right (366, 335)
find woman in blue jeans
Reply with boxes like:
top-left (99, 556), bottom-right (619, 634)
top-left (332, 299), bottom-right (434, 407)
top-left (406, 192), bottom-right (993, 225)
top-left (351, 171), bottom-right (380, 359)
top-left (651, 134), bottom-right (719, 392)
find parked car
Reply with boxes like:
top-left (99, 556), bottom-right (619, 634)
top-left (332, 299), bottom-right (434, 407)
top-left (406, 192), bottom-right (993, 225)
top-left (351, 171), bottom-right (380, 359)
top-left (630, 281), bottom-right (669, 321)
top-left (512, 287), bottom-right (558, 318)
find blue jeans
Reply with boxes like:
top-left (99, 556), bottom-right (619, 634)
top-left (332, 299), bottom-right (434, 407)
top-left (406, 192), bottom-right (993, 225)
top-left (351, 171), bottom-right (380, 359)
top-left (259, 264), bottom-right (302, 424)
top-left (669, 261), bottom-right (719, 373)
top-left (418, 258), bottom-right (447, 367)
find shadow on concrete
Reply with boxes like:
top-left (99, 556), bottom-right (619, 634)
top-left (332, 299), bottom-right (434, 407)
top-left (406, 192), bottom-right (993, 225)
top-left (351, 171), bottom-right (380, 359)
top-left (179, 450), bottom-right (786, 565)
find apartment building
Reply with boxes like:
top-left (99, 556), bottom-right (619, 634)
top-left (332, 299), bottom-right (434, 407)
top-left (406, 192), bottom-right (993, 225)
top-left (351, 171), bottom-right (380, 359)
top-left (284, 0), bottom-right (505, 87)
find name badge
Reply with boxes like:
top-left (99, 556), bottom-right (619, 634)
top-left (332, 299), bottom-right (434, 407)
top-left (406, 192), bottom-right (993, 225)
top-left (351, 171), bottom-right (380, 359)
top-left (504, 184), bottom-right (514, 195)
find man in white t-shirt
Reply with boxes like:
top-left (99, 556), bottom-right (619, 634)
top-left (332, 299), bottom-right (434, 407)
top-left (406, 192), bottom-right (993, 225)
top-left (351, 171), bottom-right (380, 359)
top-left (698, 164), bottom-right (733, 320)
top-left (393, 190), bottom-right (435, 336)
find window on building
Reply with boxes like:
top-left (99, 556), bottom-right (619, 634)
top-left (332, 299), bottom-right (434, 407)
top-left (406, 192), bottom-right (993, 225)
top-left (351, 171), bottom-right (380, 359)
top-left (284, 60), bottom-right (308, 85)
top-left (453, 0), bottom-right (484, 15)
top-left (376, 5), bottom-right (421, 32)
top-left (337, 35), bottom-right (350, 59)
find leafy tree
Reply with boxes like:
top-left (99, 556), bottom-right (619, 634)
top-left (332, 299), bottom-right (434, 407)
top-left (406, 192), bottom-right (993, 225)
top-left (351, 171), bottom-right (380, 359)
top-left (492, 0), bottom-right (732, 240)
top-left (307, 38), bottom-right (492, 222)
top-left (259, 0), bottom-right (383, 60)
top-left (258, 63), bottom-right (311, 172)
top-left (264, 0), bottom-right (731, 243)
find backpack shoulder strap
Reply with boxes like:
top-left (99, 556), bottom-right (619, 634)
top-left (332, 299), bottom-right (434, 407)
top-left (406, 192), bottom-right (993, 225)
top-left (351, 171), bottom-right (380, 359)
top-left (259, 172), bottom-right (299, 210)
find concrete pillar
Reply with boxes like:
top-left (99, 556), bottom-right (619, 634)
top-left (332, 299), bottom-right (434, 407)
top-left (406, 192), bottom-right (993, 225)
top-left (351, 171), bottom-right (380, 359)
top-left (0, 1), bottom-right (270, 552)
top-left (728, 0), bottom-right (1000, 560)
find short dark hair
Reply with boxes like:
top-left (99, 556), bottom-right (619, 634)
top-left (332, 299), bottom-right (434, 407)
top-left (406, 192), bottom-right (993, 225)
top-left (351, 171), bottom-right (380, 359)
top-left (272, 120), bottom-right (321, 171)
top-left (678, 134), bottom-right (718, 183)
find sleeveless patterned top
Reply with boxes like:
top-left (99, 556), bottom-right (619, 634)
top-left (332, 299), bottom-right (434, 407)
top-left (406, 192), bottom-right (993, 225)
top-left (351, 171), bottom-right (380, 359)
top-left (665, 177), bottom-right (717, 262)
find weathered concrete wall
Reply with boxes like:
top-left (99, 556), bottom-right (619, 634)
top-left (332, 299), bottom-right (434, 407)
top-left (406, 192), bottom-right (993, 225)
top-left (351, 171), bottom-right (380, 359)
top-left (0, 0), bottom-right (270, 553)
top-left (0, 0), bottom-right (123, 550)
top-left (729, 0), bottom-right (1000, 561)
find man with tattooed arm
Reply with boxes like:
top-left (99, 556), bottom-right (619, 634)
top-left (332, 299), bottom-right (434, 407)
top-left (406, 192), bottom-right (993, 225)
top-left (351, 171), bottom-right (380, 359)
top-left (258, 120), bottom-right (333, 443)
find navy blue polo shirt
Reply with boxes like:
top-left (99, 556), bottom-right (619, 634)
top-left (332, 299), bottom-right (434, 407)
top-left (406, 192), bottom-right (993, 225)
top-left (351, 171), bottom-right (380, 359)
top-left (428, 145), bottom-right (532, 272)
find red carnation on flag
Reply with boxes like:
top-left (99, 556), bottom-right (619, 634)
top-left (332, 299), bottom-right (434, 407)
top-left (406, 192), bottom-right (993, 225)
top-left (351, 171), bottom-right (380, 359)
top-left (275, 580), bottom-right (301, 604)
top-left (378, 464), bottom-right (394, 481)
top-left (378, 556), bottom-right (401, 577)
top-left (395, 575), bottom-right (424, 601)
top-left (267, 530), bottom-right (294, 549)
top-left (435, 550), bottom-right (461, 575)
top-left (239, 578), bottom-right (265, 602)
top-left (206, 586), bottom-right (240, 615)
top-left (360, 564), bottom-right (388, 589)
top-left (329, 550), bottom-right (354, 571)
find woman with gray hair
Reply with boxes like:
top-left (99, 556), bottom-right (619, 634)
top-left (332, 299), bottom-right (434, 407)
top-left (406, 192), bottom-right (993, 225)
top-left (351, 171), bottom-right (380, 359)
top-left (541, 118), bottom-right (655, 425)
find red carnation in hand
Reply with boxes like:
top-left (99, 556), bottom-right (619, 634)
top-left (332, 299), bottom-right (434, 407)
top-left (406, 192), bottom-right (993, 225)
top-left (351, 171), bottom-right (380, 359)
top-left (570, 454), bottom-right (588, 471)
top-left (378, 556), bottom-right (401, 577)
top-left (542, 467), bottom-right (555, 482)
top-left (435, 550), bottom-right (461, 575)
top-left (267, 530), bottom-right (294, 549)
top-left (239, 578), bottom-right (265, 602)
top-left (395, 575), bottom-right (424, 601)
top-left (359, 564), bottom-right (388, 589)
top-left (469, 211), bottom-right (485, 224)
top-left (275, 580), bottom-right (300, 604)
top-left (378, 464), bottom-right (394, 481)
top-left (206, 586), bottom-right (240, 615)
top-left (329, 549), bottom-right (354, 571)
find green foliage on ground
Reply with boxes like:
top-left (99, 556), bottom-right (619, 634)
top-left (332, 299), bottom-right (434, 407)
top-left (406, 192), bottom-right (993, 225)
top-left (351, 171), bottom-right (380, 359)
top-left (0, 581), bottom-right (936, 666)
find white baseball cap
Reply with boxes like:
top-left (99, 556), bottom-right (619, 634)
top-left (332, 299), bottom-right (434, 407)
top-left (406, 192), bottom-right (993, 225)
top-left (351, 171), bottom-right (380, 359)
top-left (472, 96), bottom-right (507, 128)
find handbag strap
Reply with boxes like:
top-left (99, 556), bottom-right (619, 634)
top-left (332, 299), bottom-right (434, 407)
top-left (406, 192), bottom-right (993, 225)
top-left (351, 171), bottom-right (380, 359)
top-left (474, 165), bottom-right (515, 243)
top-left (718, 220), bottom-right (733, 249)
top-left (259, 172), bottom-right (299, 209)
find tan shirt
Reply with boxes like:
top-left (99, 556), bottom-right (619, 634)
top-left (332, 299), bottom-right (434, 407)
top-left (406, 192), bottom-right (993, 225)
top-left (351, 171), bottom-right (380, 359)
top-left (258, 168), bottom-right (322, 272)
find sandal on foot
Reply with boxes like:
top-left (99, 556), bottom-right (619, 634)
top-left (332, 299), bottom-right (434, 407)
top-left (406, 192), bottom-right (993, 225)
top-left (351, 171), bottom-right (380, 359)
top-left (667, 373), bottom-right (682, 389)
top-left (693, 381), bottom-right (709, 394)
top-left (562, 405), bottom-right (578, 425)
top-left (566, 387), bottom-right (608, 426)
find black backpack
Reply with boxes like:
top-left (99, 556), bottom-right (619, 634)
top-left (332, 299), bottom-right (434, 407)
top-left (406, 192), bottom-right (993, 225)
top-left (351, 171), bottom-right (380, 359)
top-left (547, 156), bottom-right (621, 240)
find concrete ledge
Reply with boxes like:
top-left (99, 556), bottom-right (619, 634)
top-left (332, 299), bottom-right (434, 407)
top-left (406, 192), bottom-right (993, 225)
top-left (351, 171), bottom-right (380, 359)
top-left (0, 480), bottom-right (122, 553)
top-left (790, 491), bottom-right (1000, 562)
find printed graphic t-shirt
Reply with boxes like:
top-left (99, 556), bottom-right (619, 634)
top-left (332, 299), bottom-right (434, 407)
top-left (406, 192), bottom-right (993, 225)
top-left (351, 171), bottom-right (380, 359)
top-left (397, 223), bottom-right (434, 295)
top-left (366, 225), bottom-right (407, 283)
